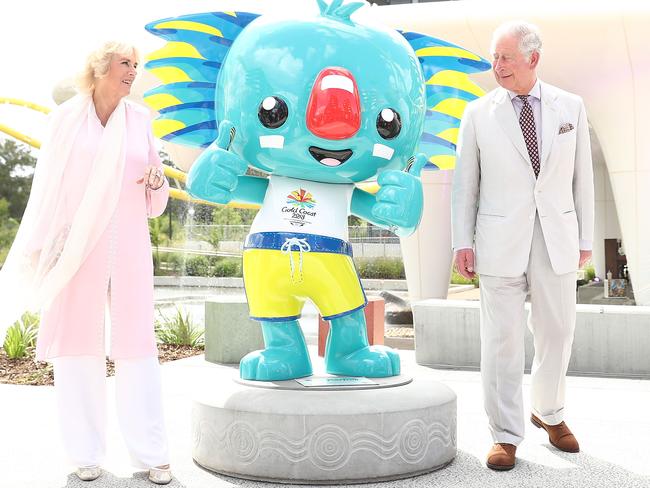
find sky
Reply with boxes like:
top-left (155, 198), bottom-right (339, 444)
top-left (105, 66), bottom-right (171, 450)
top-left (1, 0), bottom-right (327, 105)
top-left (0, 0), bottom-right (324, 146)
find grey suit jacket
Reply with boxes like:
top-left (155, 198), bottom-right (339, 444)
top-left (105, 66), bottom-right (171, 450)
top-left (451, 81), bottom-right (595, 277)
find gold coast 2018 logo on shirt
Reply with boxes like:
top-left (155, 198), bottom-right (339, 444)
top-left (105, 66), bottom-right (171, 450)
top-left (282, 189), bottom-right (317, 226)
top-left (287, 189), bottom-right (316, 209)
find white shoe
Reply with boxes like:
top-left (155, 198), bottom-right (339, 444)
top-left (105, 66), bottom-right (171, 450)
top-left (75, 465), bottom-right (101, 481)
top-left (148, 465), bottom-right (172, 485)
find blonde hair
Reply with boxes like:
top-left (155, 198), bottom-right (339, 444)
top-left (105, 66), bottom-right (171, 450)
top-left (76, 41), bottom-right (140, 93)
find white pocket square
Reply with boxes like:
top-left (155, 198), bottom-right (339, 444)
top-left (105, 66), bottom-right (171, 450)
top-left (559, 122), bottom-right (574, 134)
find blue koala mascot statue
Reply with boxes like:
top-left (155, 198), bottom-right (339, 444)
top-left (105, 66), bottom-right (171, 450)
top-left (144, 0), bottom-right (489, 381)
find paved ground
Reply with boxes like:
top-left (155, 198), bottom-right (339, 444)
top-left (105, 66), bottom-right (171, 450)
top-left (446, 287), bottom-right (481, 301)
top-left (2, 347), bottom-right (649, 488)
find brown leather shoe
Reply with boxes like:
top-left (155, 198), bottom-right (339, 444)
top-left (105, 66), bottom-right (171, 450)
top-left (531, 414), bottom-right (580, 453)
top-left (486, 443), bottom-right (517, 471)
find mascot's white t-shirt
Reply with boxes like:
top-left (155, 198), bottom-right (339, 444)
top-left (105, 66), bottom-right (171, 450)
top-left (249, 175), bottom-right (354, 241)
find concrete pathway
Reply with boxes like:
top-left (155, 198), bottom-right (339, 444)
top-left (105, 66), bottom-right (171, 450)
top-left (2, 348), bottom-right (649, 488)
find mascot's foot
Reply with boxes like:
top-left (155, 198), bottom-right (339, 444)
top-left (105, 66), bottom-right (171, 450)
top-left (240, 347), bottom-right (313, 381)
top-left (325, 345), bottom-right (400, 378)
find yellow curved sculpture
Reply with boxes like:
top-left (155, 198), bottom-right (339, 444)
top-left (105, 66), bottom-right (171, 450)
top-left (0, 98), bottom-right (264, 209)
top-left (0, 98), bottom-right (51, 149)
top-left (0, 98), bottom-right (50, 114)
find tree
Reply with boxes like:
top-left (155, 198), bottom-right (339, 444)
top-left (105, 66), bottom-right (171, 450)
top-left (149, 217), bottom-right (162, 274)
top-left (207, 227), bottom-right (221, 253)
top-left (209, 206), bottom-right (258, 243)
top-left (211, 206), bottom-right (257, 225)
top-left (153, 150), bottom-right (189, 244)
top-left (348, 215), bottom-right (364, 226)
top-left (0, 198), bottom-right (19, 267)
top-left (0, 140), bottom-right (37, 221)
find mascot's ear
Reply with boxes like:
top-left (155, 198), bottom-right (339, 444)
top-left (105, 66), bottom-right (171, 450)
top-left (144, 12), bottom-right (259, 148)
top-left (400, 31), bottom-right (491, 170)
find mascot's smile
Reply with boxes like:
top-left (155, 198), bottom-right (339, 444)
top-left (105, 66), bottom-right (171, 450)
top-left (308, 146), bottom-right (353, 167)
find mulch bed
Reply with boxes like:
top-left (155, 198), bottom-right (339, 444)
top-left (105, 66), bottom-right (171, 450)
top-left (0, 344), bottom-right (204, 387)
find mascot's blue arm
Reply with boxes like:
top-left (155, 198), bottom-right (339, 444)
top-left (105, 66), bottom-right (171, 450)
top-left (232, 176), bottom-right (269, 205)
top-left (351, 186), bottom-right (387, 224)
top-left (350, 187), bottom-right (421, 238)
top-left (350, 153), bottom-right (427, 238)
top-left (186, 121), bottom-right (269, 206)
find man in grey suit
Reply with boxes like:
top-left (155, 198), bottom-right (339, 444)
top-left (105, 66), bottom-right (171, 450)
top-left (452, 21), bottom-right (594, 470)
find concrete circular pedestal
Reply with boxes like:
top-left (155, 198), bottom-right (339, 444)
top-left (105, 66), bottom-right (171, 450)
top-left (192, 372), bottom-right (457, 484)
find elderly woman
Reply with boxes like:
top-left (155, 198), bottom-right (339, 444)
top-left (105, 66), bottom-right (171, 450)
top-left (0, 42), bottom-right (172, 484)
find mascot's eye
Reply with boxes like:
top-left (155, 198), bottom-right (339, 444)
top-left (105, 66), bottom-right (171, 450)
top-left (376, 108), bottom-right (402, 140)
top-left (258, 96), bottom-right (288, 129)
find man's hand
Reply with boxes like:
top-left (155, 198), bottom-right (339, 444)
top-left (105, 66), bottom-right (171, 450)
top-left (454, 248), bottom-right (476, 279)
top-left (579, 250), bottom-right (592, 269)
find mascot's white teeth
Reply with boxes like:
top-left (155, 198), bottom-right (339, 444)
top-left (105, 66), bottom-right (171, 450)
top-left (320, 75), bottom-right (354, 93)
top-left (372, 143), bottom-right (394, 160)
top-left (259, 135), bottom-right (285, 149)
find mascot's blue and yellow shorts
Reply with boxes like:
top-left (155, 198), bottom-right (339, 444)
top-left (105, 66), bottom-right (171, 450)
top-left (243, 232), bottom-right (367, 321)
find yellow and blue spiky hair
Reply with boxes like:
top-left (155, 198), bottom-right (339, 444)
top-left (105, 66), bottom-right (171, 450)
top-left (143, 2), bottom-right (491, 169)
top-left (143, 11), bottom-right (259, 147)
top-left (401, 31), bottom-right (491, 170)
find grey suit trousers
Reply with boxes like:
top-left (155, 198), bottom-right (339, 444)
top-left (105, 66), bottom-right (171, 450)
top-left (478, 214), bottom-right (577, 446)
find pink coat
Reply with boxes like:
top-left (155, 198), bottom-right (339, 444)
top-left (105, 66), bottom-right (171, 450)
top-left (36, 101), bottom-right (169, 361)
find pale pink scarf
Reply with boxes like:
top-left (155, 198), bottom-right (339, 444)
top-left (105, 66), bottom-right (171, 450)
top-left (0, 94), bottom-right (126, 338)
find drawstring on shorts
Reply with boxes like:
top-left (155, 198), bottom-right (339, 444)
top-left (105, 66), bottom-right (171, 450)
top-left (280, 237), bottom-right (311, 283)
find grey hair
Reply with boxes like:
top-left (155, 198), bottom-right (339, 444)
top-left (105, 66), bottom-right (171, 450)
top-left (76, 41), bottom-right (140, 93)
top-left (491, 21), bottom-right (542, 60)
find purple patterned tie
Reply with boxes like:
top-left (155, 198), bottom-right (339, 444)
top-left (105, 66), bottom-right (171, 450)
top-left (517, 95), bottom-right (540, 178)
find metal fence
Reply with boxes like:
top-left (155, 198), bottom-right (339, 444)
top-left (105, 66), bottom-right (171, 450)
top-left (185, 225), bottom-right (402, 258)
top-left (190, 224), bottom-right (251, 242)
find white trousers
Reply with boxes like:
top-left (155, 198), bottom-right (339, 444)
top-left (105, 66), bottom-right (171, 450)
top-left (52, 355), bottom-right (169, 468)
top-left (479, 215), bottom-right (577, 446)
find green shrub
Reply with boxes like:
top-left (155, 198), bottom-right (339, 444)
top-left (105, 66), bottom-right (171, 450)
top-left (156, 253), bottom-right (243, 277)
top-left (210, 257), bottom-right (242, 277)
top-left (354, 257), bottom-right (405, 279)
top-left (450, 267), bottom-right (479, 286)
top-left (185, 255), bottom-right (211, 276)
top-left (207, 228), bottom-right (221, 252)
top-left (3, 312), bottom-right (40, 359)
top-left (162, 252), bottom-right (185, 274)
top-left (0, 199), bottom-right (19, 268)
top-left (583, 263), bottom-right (596, 281)
top-left (155, 307), bottom-right (204, 347)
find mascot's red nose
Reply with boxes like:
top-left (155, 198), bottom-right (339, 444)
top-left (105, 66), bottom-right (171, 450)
top-left (306, 67), bottom-right (361, 140)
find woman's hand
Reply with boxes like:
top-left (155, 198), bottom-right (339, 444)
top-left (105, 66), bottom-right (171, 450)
top-left (136, 165), bottom-right (165, 190)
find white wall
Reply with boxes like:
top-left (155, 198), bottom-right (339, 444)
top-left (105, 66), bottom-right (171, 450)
top-left (364, 1), bottom-right (650, 304)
